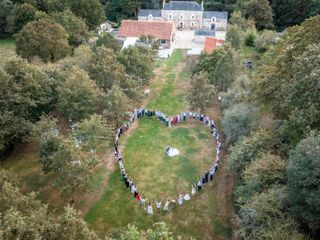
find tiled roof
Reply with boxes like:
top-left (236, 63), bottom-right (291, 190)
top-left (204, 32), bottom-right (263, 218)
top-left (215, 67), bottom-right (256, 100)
top-left (204, 37), bottom-right (225, 53)
top-left (138, 9), bottom-right (162, 17)
top-left (119, 20), bottom-right (175, 40)
top-left (163, 1), bottom-right (202, 11)
top-left (203, 11), bottom-right (228, 20)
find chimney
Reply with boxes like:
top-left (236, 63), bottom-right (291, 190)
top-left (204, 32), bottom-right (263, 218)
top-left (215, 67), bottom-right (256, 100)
top-left (163, 0), bottom-right (166, 9)
top-left (201, 1), bottom-right (204, 10)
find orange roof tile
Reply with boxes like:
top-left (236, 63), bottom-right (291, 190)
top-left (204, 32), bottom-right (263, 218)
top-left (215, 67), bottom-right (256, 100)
top-left (119, 20), bottom-right (175, 40)
top-left (204, 37), bottom-right (225, 54)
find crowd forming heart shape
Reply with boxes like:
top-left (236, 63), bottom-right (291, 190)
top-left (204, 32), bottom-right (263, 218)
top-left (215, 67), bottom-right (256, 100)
top-left (114, 108), bottom-right (222, 215)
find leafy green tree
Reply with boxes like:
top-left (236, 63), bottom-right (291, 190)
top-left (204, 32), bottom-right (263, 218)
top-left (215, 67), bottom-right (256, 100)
top-left (96, 32), bottom-right (122, 54)
top-left (15, 18), bottom-right (71, 62)
top-left (75, 114), bottom-right (112, 151)
top-left (229, 10), bottom-right (249, 31)
top-left (68, 0), bottom-right (105, 29)
top-left (118, 46), bottom-right (155, 86)
top-left (0, 59), bottom-right (54, 153)
top-left (244, 27), bottom-right (257, 47)
top-left (55, 205), bottom-right (100, 240)
top-left (245, 0), bottom-right (274, 30)
top-left (57, 66), bottom-right (102, 121)
top-left (222, 103), bottom-right (259, 144)
top-left (188, 71), bottom-right (216, 113)
top-left (235, 153), bottom-right (286, 205)
top-left (226, 24), bottom-right (242, 50)
top-left (237, 187), bottom-right (305, 240)
top-left (227, 129), bottom-right (273, 176)
top-left (51, 9), bottom-right (89, 48)
top-left (270, 0), bottom-right (317, 31)
top-left (0, 168), bottom-right (99, 239)
top-left (287, 132), bottom-right (320, 234)
top-left (0, 0), bottom-right (15, 37)
top-left (212, 47), bottom-right (239, 91)
top-left (255, 30), bottom-right (276, 53)
top-left (104, 84), bottom-right (130, 128)
top-left (192, 47), bottom-right (225, 80)
top-left (220, 74), bottom-right (251, 110)
top-left (47, 0), bottom-right (69, 12)
top-left (254, 16), bottom-right (320, 151)
top-left (14, 3), bottom-right (37, 32)
top-left (88, 46), bottom-right (128, 93)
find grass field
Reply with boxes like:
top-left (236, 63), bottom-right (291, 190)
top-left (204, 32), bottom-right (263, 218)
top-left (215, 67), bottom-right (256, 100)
top-left (0, 38), bottom-right (16, 66)
top-left (85, 51), bottom-right (233, 239)
top-left (123, 118), bottom-right (216, 200)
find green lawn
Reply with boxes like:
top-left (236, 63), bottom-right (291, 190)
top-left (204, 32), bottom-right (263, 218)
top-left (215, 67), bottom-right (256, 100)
top-left (0, 38), bottom-right (16, 66)
top-left (85, 51), bottom-right (232, 239)
top-left (123, 118), bottom-right (216, 200)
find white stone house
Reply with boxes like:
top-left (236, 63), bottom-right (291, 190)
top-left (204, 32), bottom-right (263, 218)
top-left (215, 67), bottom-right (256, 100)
top-left (138, 0), bottom-right (228, 31)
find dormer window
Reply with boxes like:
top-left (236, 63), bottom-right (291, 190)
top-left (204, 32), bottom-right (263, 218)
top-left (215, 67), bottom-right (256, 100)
top-left (211, 17), bottom-right (216, 22)
top-left (148, 14), bottom-right (153, 20)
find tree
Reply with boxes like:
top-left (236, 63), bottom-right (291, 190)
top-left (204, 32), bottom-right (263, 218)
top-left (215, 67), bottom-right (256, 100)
top-left (188, 71), bottom-right (216, 113)
top-left (192, 47), bottom-right (225, 81)
top-left (244, 27), bottom-right (257, 47)
top-left (96, 32), bottom-right (122, 54)
top-left (67, 0), bottom-right (105, 29)
top-left (118, 46), bottom-right (155, 86)
top-left (104, 84), bottom-right (130, 127)
top-left (0, 169), bottom-right (99, 239)
top-left (51, 9), bottom-right (89, 48)
top-left (212, 47), bottom-right (239, 92)
top-left (235, 153), bottom-right (286, 205)
top-left (287, 132), bottom-right (320, 235)
top-left (222, 103), bottom-right (259, 143)
top-left (75, 114), bottom-right (112, 151)
top-left (15, 18), bottom-right (71, 62)
top-left (57, 66), bottom-right (102, 121)
top-left (0, 0), bottom-right (15, 37)
top-left (229, 10), bottom-right (249, 31)
top-left (0, 59), bottom-right (54, 154)
top-left (237, 187), bottom-right (305, 240)
top-left (246, 0), bottom-right (274, 30)
top-left (270, 0), bottom-right (317, 31)
top-left (14, 3), bottom-right (37, 32)
top-left (226, 24), bottom-right (242, 50)
top-left (88, 46), bottom-right (128, 93)
top-left (227, 129), bottom-right (273, 177)
top-left (255, 30), bottom-right (276, 53)
top-left (55, 205), bottom-right (100, 240)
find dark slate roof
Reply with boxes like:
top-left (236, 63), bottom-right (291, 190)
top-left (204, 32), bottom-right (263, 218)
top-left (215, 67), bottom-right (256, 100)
top-left (195, 30), bottom-right (216, 37)
top-left (163, 1), bottom-right (203, 11)
top-left (203, 11), bottom-right (228, 20)
top-left (138, 9), bottom-right (162, 17)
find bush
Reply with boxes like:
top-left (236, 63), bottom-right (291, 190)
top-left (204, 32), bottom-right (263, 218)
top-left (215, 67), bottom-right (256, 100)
top-left (244, 28), bottom-right (257, 47)
top-left (222, 103), bottom-right (259, 143)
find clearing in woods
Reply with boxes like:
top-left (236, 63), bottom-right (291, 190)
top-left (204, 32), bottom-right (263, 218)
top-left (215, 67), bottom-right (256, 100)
top-left (85, 50), bottom-right (234, 240)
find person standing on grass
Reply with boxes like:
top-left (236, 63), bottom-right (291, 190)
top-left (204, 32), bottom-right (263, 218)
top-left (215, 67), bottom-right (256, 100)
top-left (147, 202), bottom-right (153, 215)
top-left (156, 201), bottom-right (161, 213)
top-left (178, 194), bottom-right (183, 206)
top-left (191, 185), bottom-right (196, 196)
top-left (163, 199), bottom-right (170, 213)
top-left (197, 179), bottom-right (203, 191)
top-left (140, 196), bottom-right (147, 209)
top-left (210, 167), bottom-right (215, 181)
top-left (184, 192), bottom-right (191, 201)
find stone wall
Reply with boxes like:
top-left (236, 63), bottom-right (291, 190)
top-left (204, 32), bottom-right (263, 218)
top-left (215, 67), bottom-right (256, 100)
top-left (202, 19), bottom-right (227, 31)
top-left (162, 10), bottom-right (203, 29)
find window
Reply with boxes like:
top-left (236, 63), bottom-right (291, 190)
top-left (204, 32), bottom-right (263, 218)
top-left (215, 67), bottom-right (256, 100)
top-left (160, 39), bottom-right (167, 45)
top-left (168, 14), bottom-right (172, 20)
top-left (191, 14), bottom-right (195, 20)
top-left (148, 14), bottom-right (153, 20)
top-left (211, 17), bottom-right (216, 22)
top-left (180, 14), bottom-right (184, 20)
top-left (191, 22), bottom-right (195, 27)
